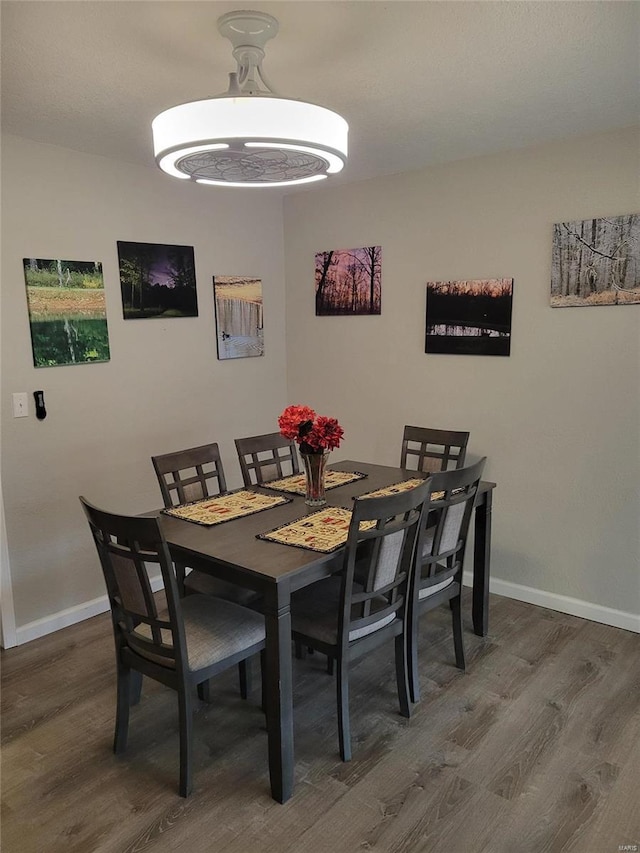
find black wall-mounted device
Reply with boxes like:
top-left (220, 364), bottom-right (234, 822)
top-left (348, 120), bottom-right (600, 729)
top-left (33, 390), bottom-right (47, 420)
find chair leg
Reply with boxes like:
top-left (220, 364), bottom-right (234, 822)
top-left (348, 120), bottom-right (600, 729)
top-left (395, 634), bottom-right (411, 719)
top-left (337, 657), bottom-right (351, 762)
top-left (175, 563), bottom-right (187, 598)
top-left (197, 680), bottom-right (212, 703)
top-left (451, 595), bottom-right (466, 671)
top-left (178, 685), bottom-right (194, 798)
top-left (239, 658), bottom-right (252, 700)
top-left (294, 639), bottom-right (306, 660)
top-left (326, 655), bottom-right (334, 676)
top-left (129, 670), bottom-right (143, 706)
top-left (114, 661), bottom-right (131, 754)
top-left (408, 612), bottom-right (420, 705)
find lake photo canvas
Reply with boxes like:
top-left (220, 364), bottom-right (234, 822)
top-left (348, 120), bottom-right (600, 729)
top-left (23, 258), bottom-right (110, 367)
top-left (425, 278), bottom-right (513, 356)
top-left (213, 276), bottom-right (264, 360)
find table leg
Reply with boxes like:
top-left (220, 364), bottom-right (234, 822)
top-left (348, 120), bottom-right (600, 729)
top-left (472, 489), bottom-right (493, 637)
top-left (263, 585), bottom-right (294, 803)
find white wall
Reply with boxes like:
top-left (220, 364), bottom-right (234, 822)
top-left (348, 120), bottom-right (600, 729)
top-left (3, 128), bottom-right (638, 642)
top-left (1, 135), bottom-right (288, 635)
top-left (283, 127), bottom-right (640, 626)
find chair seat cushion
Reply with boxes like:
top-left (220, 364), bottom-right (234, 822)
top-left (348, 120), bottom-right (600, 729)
top-left (184, 569), bottom-right (261, 608)
top-left (132, 594), bottom-right (265, 673)
top-left (291, 576), bottom-right (396, 646)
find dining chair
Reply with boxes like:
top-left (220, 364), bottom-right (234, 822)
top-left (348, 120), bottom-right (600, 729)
top-left (290, 478), bottom-right (432, 762)
top-left (152, 443), bottom-right (261, 699)
top-left (235, 431), bottom-right (300, 486)
top-left (406, 457), bottom-right (486, 704)
top-left (152, 443), bottom-right (258, 605)
top-left (80, 497), bottom-right (266, 797)
top-left (400, 425), bottom-right (470, 473)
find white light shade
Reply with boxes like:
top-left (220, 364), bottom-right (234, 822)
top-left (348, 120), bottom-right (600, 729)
top-left (152, 95), bottom-right (349, 187)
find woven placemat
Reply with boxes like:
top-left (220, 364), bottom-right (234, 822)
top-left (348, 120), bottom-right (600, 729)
top-left (264, 469), bottom-right (367, 496)
top-left (162, 489), bottom-right (291, 527)
top-left (257, 507), bottom-right (377, 553)
top-left (358, 478), bottom-right (455, 502)
top-left (357, 478), bottom-right (427, 499)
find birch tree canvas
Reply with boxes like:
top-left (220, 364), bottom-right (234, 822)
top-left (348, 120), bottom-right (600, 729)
top-left (426, 279), bottom-right (513, 356)
top-left (23, 258), bottom-right (110, 367)
top-left (551, 213), bottom-right (639, 306)
top-left (213, 276), bottom-right (264, 360)
top-left (315, 246), bottom-right (382, 315)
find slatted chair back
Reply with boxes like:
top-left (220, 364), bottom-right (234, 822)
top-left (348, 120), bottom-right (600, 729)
top-left (152, 443), bottom-right (227, 507)
top-left (235, 432), bottom-right (300, 486)
top-left (80, 497), bottom-right (187, 674)
top-left (418, 457), bottom-right (486, 596)
top-left (338, 479), bottom-right (432, 651)
top-left (400, 425), bottom-right (470, 473)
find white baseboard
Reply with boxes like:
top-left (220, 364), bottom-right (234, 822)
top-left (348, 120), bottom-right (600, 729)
top-left (15, 575), bottom-right (165, 646)
top-left (12, 573), bottom-right (638, 646)
top-left (464, 572), bottom-right (639, 634)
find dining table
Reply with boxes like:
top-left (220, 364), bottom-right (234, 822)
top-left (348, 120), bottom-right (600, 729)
top-left (158, 458), bottom-right (496, 803)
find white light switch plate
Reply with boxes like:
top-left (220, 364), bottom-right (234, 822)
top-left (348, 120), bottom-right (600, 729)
top-left (12, 392), bottom-right (29, 418)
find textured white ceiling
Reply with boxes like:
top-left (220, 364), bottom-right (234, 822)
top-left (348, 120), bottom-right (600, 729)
top-left (2, 1), bottom-right (639, 191)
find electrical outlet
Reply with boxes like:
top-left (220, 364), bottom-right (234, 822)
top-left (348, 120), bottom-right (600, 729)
top-left (12, 392), bottom-right (29, 418)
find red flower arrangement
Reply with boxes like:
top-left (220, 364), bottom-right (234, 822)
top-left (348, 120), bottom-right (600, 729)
top-left (278, 405), bottom-right (344, 454)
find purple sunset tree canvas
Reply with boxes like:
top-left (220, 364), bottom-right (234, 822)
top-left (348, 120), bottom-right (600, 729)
top-left (117, 240), bottom-right (198, 319)
top-left (315, 246), bottom-right (382, 315)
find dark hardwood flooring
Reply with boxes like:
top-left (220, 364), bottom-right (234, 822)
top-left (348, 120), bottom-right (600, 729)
top-left (2, 592), bottom-right (639, 853)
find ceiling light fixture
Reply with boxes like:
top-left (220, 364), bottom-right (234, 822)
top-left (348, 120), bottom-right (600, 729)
top-left (152, 10), bottom-right (349, 188)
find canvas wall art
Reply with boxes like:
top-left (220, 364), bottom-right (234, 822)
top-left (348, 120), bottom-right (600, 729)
top-left (117, 240), bottom-right (198, 319)
top-left (315, 246), bottom-right (381, 315)
top-left (426, 279), bottom-right (513, 356)
top-left (551, 213), bottom-right (639, 307)
top-left (23, 258), bottom-right (110, 368)
top-left (213, 276), bottom-right (264, 360)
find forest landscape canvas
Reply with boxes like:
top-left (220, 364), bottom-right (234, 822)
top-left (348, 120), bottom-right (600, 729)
top-left (23, 258), bottom-right (110, 368)
top-left (213, 276), bottom-right (264, 360)
top-left (426, 279), bottom-right (513, 356)
top-left (117, 240), bottom-right (198, 319)
top-left (551, 213), bottom-right (639, 306)
top-left (315, 246), bottom-right (381, 315)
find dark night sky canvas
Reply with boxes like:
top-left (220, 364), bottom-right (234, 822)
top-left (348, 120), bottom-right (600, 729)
top-left (117, 240), bottom-right (198, 319)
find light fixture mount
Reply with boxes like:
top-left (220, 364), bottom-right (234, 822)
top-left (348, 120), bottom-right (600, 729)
top-left (152, 10), bottom-right (348, 187)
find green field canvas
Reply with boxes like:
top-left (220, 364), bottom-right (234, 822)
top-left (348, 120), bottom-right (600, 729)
top-left (23, 258), bottom-right (111, 368)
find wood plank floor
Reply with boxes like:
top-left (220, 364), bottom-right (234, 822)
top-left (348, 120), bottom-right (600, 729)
top-left (2, 592), bottom-right (639, 853)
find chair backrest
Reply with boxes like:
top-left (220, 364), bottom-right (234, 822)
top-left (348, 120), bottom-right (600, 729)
top-left (337, 479), bottom-right (433, 648)
top-left (80, 497), bottom-right (188, 673)
top-left (400, 425), bottom-right (470, 473)
top-left (418, 457), bottom-right (486, 594)
top-left (235, 432), bottom-right (300, 486)
top-left (152, 443), bottom-right (227, 507)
